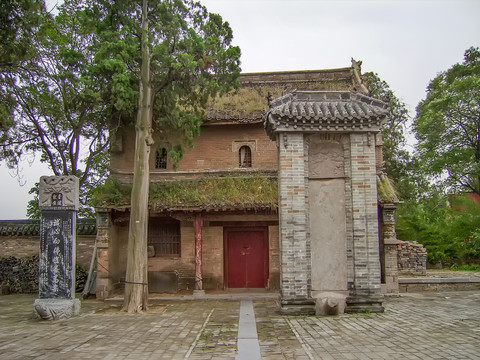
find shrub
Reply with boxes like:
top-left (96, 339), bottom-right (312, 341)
top-left (397, 195), bottom-right (480, 264)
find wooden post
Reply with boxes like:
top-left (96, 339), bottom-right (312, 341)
top-left (194, 214), bottom-right (203, 291)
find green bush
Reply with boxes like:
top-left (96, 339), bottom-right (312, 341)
top-left (450, 263), bottom-right (480, 271)
top-left (397, 194), bottom-right (480, 264)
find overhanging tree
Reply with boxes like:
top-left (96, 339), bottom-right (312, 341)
top-left (0, 0), bottom-right (47, 131)
top-left (0, 1), bottom-right (116, 216)
top-left (414, 46), bottom-right (480, 195)
top-left (87, 0), bottom-right (241, 312)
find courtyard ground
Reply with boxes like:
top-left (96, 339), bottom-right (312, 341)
top-left (0, 291), bottom-right (479, 359)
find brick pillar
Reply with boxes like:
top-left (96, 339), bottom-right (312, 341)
top-left (95, 209), bottom-right (113, 299)
top-left (346, 133), bottom-right (384, 312)
top-left (278, 133), bottom-right (313, 314)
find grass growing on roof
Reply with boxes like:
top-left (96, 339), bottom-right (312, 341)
top-left (92, 176), bottom-right (278, 209)
top-left (149, 176), bottom-right (278, 209)
top-left (208, 80), bottom-right (351, 115)
top-left (377, 174), bottom-right (399, 203)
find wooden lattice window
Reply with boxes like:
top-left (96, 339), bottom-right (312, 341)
top-left (155, 148), bottom-right (167, 169)
top-left (239, 145), bottom-right (252, 168)
top-left (148, 218), bottom-right (180, 257)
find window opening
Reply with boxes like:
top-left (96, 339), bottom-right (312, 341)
top-left (148, 218), bottom-right (181, 256)
top-left (239, 145), bottom-right (252, 168)
top-left (155, 148), bottom-right (167, 169)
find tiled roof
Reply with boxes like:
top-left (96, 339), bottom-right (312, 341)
top-left (265, 91), bottom-right (388, 139)
top-left (269, 91), bottom-right (387, 121)
top-left (0, 219), bottom-right (97, 236)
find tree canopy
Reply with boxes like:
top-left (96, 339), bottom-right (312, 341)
top-left (413, 46), bottom-right (480, 195)
top-left (0, 0), bottom-right (47, 131)
top-left (363, 72), bottom-right (422, 200)
top-left (0, 1), bottom-right (113, 216)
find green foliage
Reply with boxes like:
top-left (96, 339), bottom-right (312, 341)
top-left (413, 46), bottom-right (480, 195)
top-left (0, 0), bottom-right (46, 69)
top-left (86, 0), bottom-right (241, 160)
top-left (26, 182), bottom-right (40, 219)
top-left (450, 263), bottom-right (480, 271)
top-left (397, 195), bottom-right (480, 263)
top-left (377, 174), bottom-right (399, 203)
top-left (363, 72), bottom-right (424, 200)
top-left (91, 178), bottom-right (132, 207)
top-left (0, 0), bottom-right (47, 131)
top-left (1, 0), bottom-right (116, 214)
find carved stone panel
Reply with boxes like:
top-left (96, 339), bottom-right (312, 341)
top-left (308, 137), bottom-right (344, 179)
top-left (39, 176), bottom-right (79, 211)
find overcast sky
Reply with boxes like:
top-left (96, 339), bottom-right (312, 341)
top-left (1, 0), bottom-right (479, 220)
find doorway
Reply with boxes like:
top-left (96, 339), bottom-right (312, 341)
top-left (224, 227), bottom-right (268, 288)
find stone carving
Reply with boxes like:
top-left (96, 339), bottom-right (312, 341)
top-left (33, 298), bottom-right (80, 320)
top-left (308, 138), bottom-right (344, 179)
top-left (38, 176), bottom-right (79, 210)
top-left (315, 292), bottom-right (347, 316)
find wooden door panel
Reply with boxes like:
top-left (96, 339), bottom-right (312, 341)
top-left (225, 228), bottom-right (268, 288)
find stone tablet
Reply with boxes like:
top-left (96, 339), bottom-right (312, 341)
top-left (34, 175), bottom-right (80, 320)
top-left (39, 211), bottom-right (75, 299)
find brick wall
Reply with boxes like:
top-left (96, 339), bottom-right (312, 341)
top-left (96, 213), bottom-right (280, 296)
top-left (111, 123), bottom-right (277, 174)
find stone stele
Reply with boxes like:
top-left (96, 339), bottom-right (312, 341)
top-left (34, 175), bottom-right (80, 320)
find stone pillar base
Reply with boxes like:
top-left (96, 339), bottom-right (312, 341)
top-left (33, 299), bottom-right (81, 320)
top-left (278, 298), bottom-right (316, 315)
top-left (345, 295), bottom-right (384, 313)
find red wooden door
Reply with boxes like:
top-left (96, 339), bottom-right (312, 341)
top-left (225, 228), bottom-right (268, 288)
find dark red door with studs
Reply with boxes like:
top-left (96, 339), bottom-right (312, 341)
top-left (225, 228), bottom-right (268, 288)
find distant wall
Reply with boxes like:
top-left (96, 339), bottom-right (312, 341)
top-left (0, 235), bottom-right (95, 268)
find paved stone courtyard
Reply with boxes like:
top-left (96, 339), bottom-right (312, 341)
top-left (0, 291), bottom-right (479, 359)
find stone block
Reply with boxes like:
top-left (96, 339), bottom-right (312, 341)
top-left (314, 292), bottom-right (347, 316)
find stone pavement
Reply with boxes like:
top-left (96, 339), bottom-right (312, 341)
top-left (0, 291), bottom-right (479, 359)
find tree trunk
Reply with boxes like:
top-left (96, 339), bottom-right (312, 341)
top-left (122, 0), bottom-right (152, 313)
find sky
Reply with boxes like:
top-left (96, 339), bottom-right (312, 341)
top-left (1, 0), bottom-right (479, 219)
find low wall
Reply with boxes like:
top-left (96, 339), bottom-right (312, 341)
top-left (0, 235), bottom-right (95, 268)
top-left (397, 241), bottom-right (427, 276)
top-left (399, 277), bottom-right (480, 293)
top-left (0, 219), bottom-right (96, 268)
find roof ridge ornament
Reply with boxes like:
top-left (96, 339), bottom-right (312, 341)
top-left (351, 58), bottom-right (370, 95)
